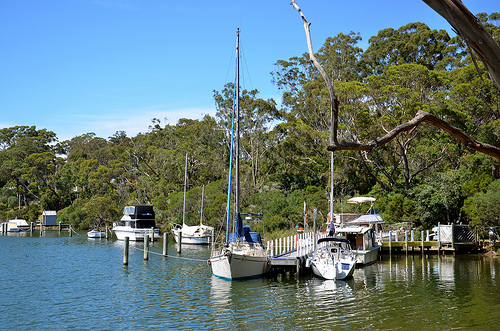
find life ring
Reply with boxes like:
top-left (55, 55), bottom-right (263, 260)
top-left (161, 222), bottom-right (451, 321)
top-left (207, 259), bottom-right (211, 266)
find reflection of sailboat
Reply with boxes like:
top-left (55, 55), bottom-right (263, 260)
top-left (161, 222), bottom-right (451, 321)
top-left (172, 154), bottom-right (214, 245)
top-left (209, 29), bottom-right (268, 280)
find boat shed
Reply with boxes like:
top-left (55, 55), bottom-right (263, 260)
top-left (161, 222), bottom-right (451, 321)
top-left (42, 210), bottom-right (57, 226)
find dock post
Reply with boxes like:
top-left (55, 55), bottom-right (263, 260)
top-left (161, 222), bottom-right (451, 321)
top-left (312, 209), bottom-right (317, 252)
top-left (30, 222), bottom-right (33, 234)
top-left (421, 230), bottom-right (424, 253)
top-left (163, 233), bottom-right (168, 256)
top-left (144, 235), bottom-right (149, 260)
top-left (69, 224), bottom-right (72, 237)
top-left (123, 237), bottom-right (129, 265)
top-left (405, 231), bottom-right (408, 254)
top-left (438, 223), bottom-right (441, 255)
top-left (106, 226), bottom-right (109, 239)
top-left (151, 227), bottom-right (154, 242)
top-left (59, 221), bottom-right (62, 234)
top-left (389, 231), bottom-right (392, 253)
top-left (40, 223), bottom-right (43, 236)
top-left (177, 231), bottom-right (182, 253)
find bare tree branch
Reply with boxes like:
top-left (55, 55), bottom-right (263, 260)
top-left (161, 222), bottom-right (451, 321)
top-left (291, 0), bottom-right (500, 160)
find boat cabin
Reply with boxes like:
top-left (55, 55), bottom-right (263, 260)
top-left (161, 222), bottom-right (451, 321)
top-left (116, 205), bottom-right (156, 228)
top-left (335, 226), bottom-right (376, 251)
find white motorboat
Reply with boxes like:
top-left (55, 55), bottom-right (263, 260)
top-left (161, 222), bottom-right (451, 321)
top-left (334, 197), bottom-right (384, 265)
top-left (172, 156), bottom-right (214, 245)
top-left (112, 205), bottom-right (160, 241)
top-left (2, 219), bottom-right (30, 232)
top-left (209, 29), bottom-right (268, 280)
top-left (87, 229), bottom-right (105, 238)
top-left (307, 237), bottom-right (356, 280)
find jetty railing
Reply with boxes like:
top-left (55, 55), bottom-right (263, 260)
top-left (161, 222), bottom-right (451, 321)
top-left (266, 231), bottom-right (330, 258)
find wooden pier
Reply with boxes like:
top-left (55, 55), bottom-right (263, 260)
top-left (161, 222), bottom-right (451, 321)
top-left (266, 231), bottom-right (325, 276)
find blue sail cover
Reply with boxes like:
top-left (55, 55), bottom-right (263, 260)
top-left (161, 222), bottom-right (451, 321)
top-left (228, 225), bottom-right (262, 244)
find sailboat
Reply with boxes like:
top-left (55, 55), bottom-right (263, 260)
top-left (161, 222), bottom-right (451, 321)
top-left (307, 153), bottom-right (357, 280)
top-left (172, 154), bottom-right (214, 245)
top-left (209, 29), bottom-right (268, 280)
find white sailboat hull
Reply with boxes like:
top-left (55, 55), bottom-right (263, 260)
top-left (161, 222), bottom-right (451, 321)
top-left (173, 231), bottom-right (211, 245)
top-left (210, 245), bottom-right (268, 280)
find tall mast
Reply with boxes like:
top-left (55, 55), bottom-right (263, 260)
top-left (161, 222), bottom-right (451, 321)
top-left (182, 153), bottom-right (188, 226)
top-left (235, 28), bottom-right (240, 217)
top-left (200, 185), bottom-right (204, 225)
top-left (329, 151), bottom-right (334, 226)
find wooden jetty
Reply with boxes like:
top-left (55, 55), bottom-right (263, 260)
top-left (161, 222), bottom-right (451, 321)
top-left (266, 231), bottom-right (327, 276)
top-left (380, 224), bottom-right (477, 255)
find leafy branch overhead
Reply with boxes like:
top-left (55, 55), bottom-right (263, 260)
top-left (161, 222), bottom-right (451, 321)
top-left (290, 0), bottom-right (500, 159)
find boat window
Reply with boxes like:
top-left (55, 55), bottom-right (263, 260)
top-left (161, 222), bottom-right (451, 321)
top-left (330, 248), bottom-right (337, 254)
top-left (123, 206), bottom-right (135, 215)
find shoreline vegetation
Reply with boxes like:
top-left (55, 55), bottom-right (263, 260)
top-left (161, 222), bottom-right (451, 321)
top-left (1, 10), bottom-right (500, 239)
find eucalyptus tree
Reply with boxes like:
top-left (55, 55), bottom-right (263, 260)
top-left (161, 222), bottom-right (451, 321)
top-left (0, 126), bottom-right (58, 208)
top-left (214, 83), bottom-right (279, 193)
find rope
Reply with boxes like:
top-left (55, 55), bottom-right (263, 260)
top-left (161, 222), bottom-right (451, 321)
top-left (129, 245), bottom-right (207, 263)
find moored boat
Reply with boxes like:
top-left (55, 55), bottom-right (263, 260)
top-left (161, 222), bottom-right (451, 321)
top-left (87, 229), bottom-right (106, 238)
top-left (112, 205), bottom-right (160, 241)
top-left (172, 156), bottom-right (214, 245)
top-left (334, 197), bottom-right (384, 265)
top-left (209, 29), bottom-right (268, 280)
top-left (308, 237), bottom-right (356, 280)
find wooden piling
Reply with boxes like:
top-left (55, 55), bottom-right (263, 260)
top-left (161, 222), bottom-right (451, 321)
top-left (163, 233), bottom-right (168, 256)
top-left (59, 222), bottom-right (62, 233)
top-left (30, 222), bottom-right (34, 234)
top-left (151, 227), bottom-right (154, 242)
top-left (69, 224), bottom-right (72, 237)
top-left (105, 226), bottom-right (109, 239)
top-left (40, 224), bottom-right (43, 236)
top-left (123, 237), bottom-right (129, 265)
top-left (144, 235), bottom-right (149, 260)
top-left (177, 231), bottom-right (182, 253)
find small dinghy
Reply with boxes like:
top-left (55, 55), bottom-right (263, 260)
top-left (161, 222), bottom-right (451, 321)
top-left (87, 229), bottom-right (105, 238)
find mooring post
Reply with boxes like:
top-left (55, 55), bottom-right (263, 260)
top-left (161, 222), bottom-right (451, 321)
top-left (438, 223), bottom-right (441, 254)
top-left (105, 226), bottom-right (109, 239)
top-left (421, 230), bottom-right (424, 253)
top-left (59, 221), bottom-right (62, 234)
top-left (151, 227), bottom-right (154, 242)
top-left (69, 224), bottom-right (72, 237)
top-left (144, 235), bottom-right (149, 260)
top-left (405, 231), bottom-right (408, 254)
top-left (312, 209), bottom-right (317, 252)
top-left (177, 231), bottom-right (182, 254)
top-left (163, 233), bottom-right (168, 256)
top-left (30, 222), bottom-right (33, 234)
top-left (123, 237), bottom-right (129, 265)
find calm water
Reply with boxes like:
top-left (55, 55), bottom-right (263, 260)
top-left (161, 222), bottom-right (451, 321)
top-left (1, 232), bottom-right (499, 330)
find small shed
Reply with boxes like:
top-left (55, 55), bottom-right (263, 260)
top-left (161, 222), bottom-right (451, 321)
top-left (42, 210), bottom-right (57, 226)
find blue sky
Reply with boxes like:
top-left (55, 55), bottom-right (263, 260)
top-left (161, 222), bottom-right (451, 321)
top-left (0, 0), bottom-right (497, 142)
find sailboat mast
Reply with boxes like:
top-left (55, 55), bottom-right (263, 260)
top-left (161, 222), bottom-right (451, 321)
top-left (329, 151), bottom-right (334, 226)
top-left (200, 185), bottom-right (204, 225)
top-left (235, 28), bottom-right (241, 217)
top-left (182, 153), bottom-right (188, 226)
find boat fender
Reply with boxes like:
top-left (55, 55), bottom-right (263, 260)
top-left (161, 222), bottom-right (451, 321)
top-left (305, 257), bottom-right (311, 268)
top-left (207, 259), bottom-right (211, 266)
